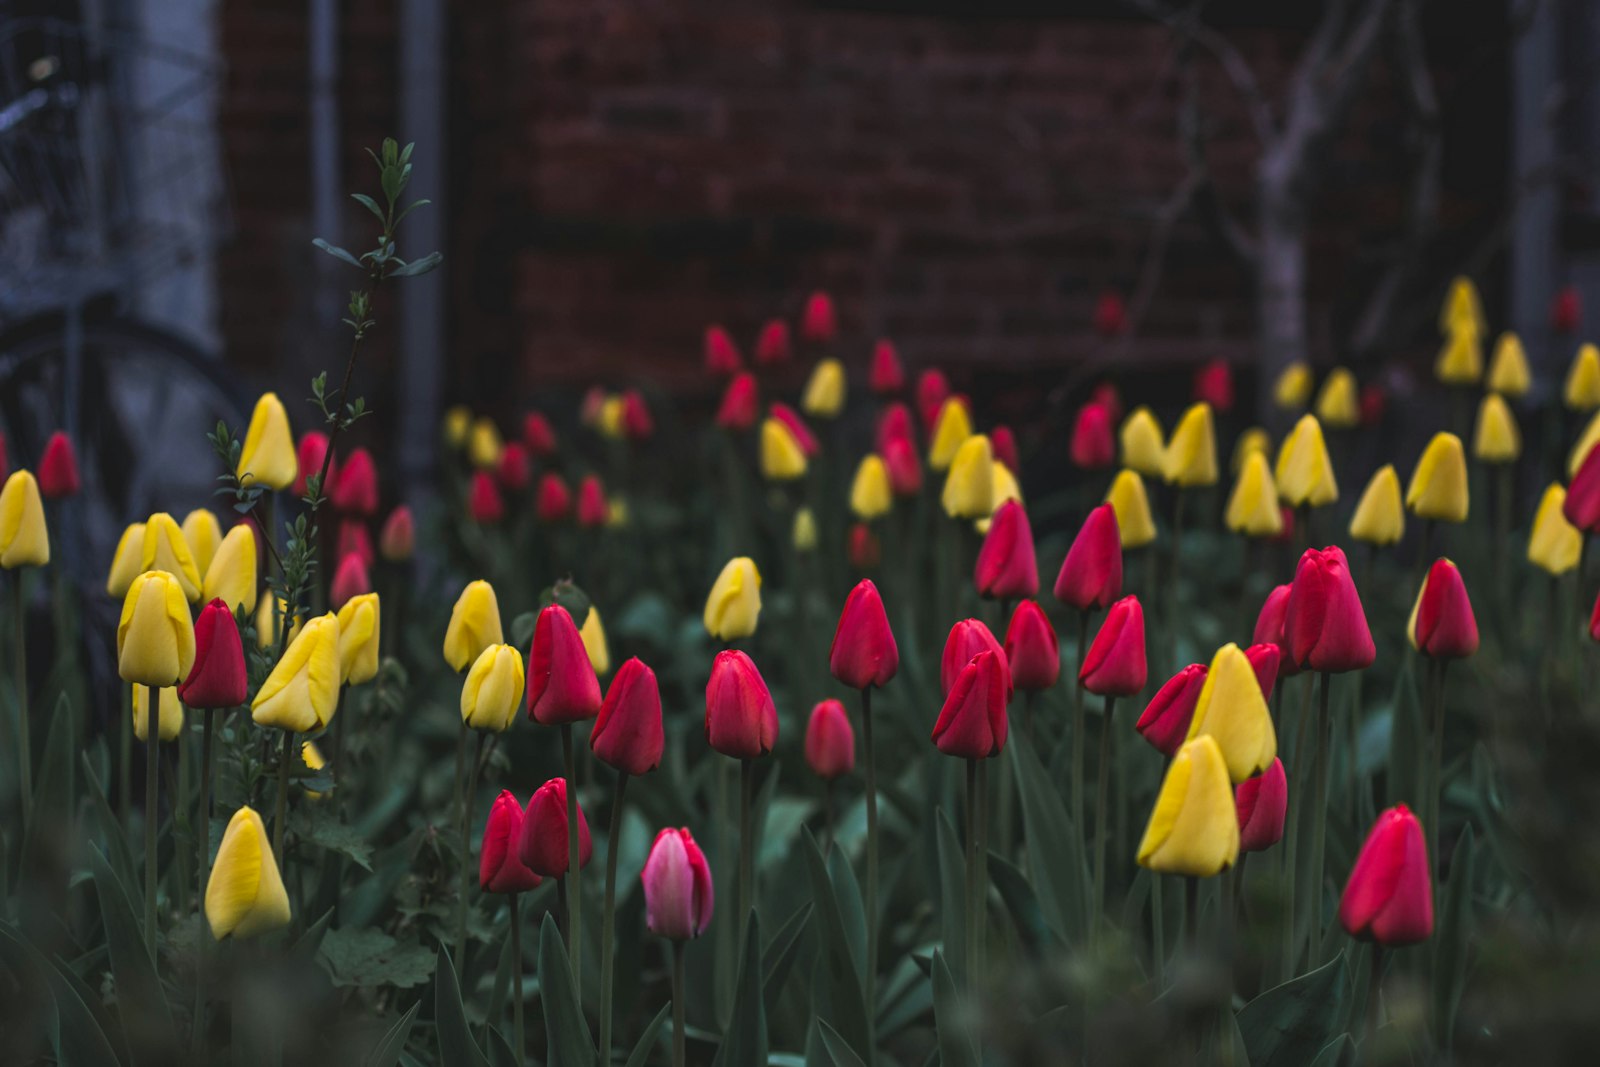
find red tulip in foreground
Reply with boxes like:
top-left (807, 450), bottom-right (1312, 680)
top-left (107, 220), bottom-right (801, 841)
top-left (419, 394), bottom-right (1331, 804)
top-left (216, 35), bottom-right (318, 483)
top-left (537, 472), bottom-right (572, 522)
top-left (379, 506), bottom-right (414, 561)
top-left (829, 580), bottom-right (899, 690)
top-left (1252, 584), bottom-right (1299, 677)
top-left (518, 778), bottom-right (593, 877)
top-left (704, 650), bottom-right (778, 759)
top-left (1003, 600), bottom-right (1059, 693)
top-left (294, 431), bottom-right (332, 497)
top-left (1054, 503), bottom-right (1122, 611)
top-left (1079, 595), bottom-right (1147, 697)
top-left (180, 599), bottom-right (248, 709)
top-left (330, 551), bottom-right (371, 610)
top-left (1410, 559), bottom-right (1479, 659)
top-left (643, 828), bottom-right (715, 940)
top-left (975, 500), bottom-right (1039, 601)
top-left (1285, 546), bottom-right (1375, 673)
top-left (1338, 805), bottom-right (1433, 946)
top-left (805, 699), bottom-right (855, 779)
top-left (481, 790), bottom-right (541, 893)
top-left (704, 324), bottom-right (742, 375)
top-left (931, 649), bottom-right (1009, 759)
top-left (591, 657), bottom-right (665, 776)
top-left (1236, 758), bottom-right (1288, 853)
top-left (1136, 663), bottom-right (1206, 756)
top-left (469, 471), bottom-right (504, 524)
top-left (1070, 402), bottom-right (1115, 469)
top-left (527, 605), bottom-right (603, 725)
top-left (941, 618), bottom-right (1010, 697)
top-left (716, 373), bottom-right (759, 431)
top-left (38, 431), bottom-right (80, 498)
top-left (331, 447), bottom-right (379, 514)
top-left (870, 339), bottom-right (904, 395)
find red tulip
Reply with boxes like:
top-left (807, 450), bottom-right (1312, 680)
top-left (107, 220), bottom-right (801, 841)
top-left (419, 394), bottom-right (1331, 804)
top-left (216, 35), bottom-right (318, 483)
top-left (518, 778), bottom-right (593, 878)
top-left (931, 649), bottom-right (1009, 760)
top-left (481, 790), bottom-right (542, 893)
top-left (716, 373), bottom-right (759, 431)
top-left (1285, 546), bottom-right (1375, 673)
top-left (526, 604), bottom-right (602, 725)
top-left (294, 432), bottom-right (333, 498)
top-left (1252, 584), bottom-right (1299, 678)
top-left (330, 551), bottom-right (370, 609)
top-left (523, 411), bottom-right (558, 457)
top-left (1054, 504), bottom-right (1122, 612)
top-left (338, 519), bottom-right (374, 568)
top-left (576, 475), bottom-right (608, 528)
top-left (769, 403), bottom-right (819, 456)
top-left (622, 389), bottom-right (654, 440)
top-left (1192, 359), bottom-right (1235, 413)
top-left (805, 699), bottom-right (855, 779)
top-left (869, 339), bottom-right (905, 395)
top-left (642, 827), bottom-right (714, 940)
top-left (1135, 663), bottom-right (1207, 756)
top-left (497, 441), bottom-right (531, 491)
top-left (1236, 758), bottom-right (1288, 853)
top-left (990, 425), bottom-right (1019, 474)
top-left (847, 523), bottom-right (881, 570)
top-left (1093, 290), bottom-right (1127, 337)
top-left (801, 291), bottom-right (836, 345)
top-left (916, 369), bottom-right (951, 429)
top-left (331, 447), bottom-right (379, 515)
top-left (1069, 403), bottom-right (1115, 469)
top-left (1243, 642), bottom-right (1280, 699)
top-left (537, 473), bottom-right (572, 523)
top-left (755, 319), bottom-right (792, 366)
top-left (1079, 595), bottom-right (1146, 697)
top-left (1553, 284), bottom-right (1582, 335)
top-left (591, 657), bottom-right (664, 776)
top-left (469, 470), bottom-right (504, 524)
top-left (705, 650), bottom-right (779, 759)
top-left (1411, 559), bottom-right (1478, 659)
top-left (974, 500), bottom-right (1039, 600)
top-left (581, 387), bottom-right (608, 427)
top-left (829, 579), bottom-right (899, 690)
top-left (876, 402), bottom-right (915, 454)
top-left (1359, 384), bottom-right (1386, 427)
top-left (1003, 600), bottom-right (1059, 693)
top-left (1338, 805), bottom-right (1433, 946)
top-left (1272, 505), bottom-right (1297, 545)
top-left (882, 436), bottom-right (922, 497)
top-left (1566, 445), bottom-right (1600, 533)
top-left (1089, 381), bottom-right (1124, 425)
top-left (705, 324), bottom-right (743, 376)
top-left (179, 598), bottom-right (248, 708)
top-left (37, 431), bottom-right (79, 498)
top-left (379, 506), bottom-right (414, 562)
top-left (941, 618), bottom-right (1011, 698)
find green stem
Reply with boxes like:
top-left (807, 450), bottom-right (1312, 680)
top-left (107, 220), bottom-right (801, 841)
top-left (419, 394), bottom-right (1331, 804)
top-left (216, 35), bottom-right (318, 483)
top-left (1093, 695), bottom-right (1117, 935)
top-left (822, 778), bottom-right (836, 859)
top-left (120, 682), bottom-right (132, 821)
top-left (562, 724), bottom-right (583, 990)
top-left (144, 684), bottom-right (160, 953)
top-left (511, 892), bottom-right (525, 1066)
top-left (671, 939), bottom-right (687, 1067)
top-left (456, 730), bottom-right (484, 973)
top-left (1282, 670), bottom-right (1314, 980)
top-left (1072, 610), bottom-right (1090, 836)
top-left (739, 757), bottom-right (755, 928)
top-left (1367, 946), bottom-right (1384, 1049)
top-left (273, 729), bottom-right (292, 866)
top-left (1152, 874), bottom-right (1166, 989)
top-left (975, 757), bottom-right (989, 986)
top-left (964, 757), bottom-right (979, 990)
top-left (14, 574), bottom-right (30, 826)
top-left (599, 773), bottom-right (629, 1067)
top-left (1428, 662), bottom-right (1450, 881)
top-left (192, 707), bottom-right (217, 1053)
top-left (1306, 671), bottom-right (1332, 964)
top-left (860, 685), bottom-right (879, 991)
top-left (176, 709), bottom-right (191, 916)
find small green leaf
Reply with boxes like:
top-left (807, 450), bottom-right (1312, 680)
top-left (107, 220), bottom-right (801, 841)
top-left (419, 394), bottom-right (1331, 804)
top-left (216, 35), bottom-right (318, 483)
top-left (319, 927), bottom-right (435, 989)
top-left (932, 949), bottom-right (977, 1067)
top-left (817, 1018), bottom-right (869, 1067)
top-left (538, 913), bottom-right (595, 1066)
top-left (623, 1003), bottom-right (671, 1067)
top-left (87, 846), bottom-right (178, 1049)
top-left (291, 807), bottom-right (374, 870)
top-left (313, 238), bottom-right (363, 268)
top-left (362, 1001), bottom-right (420, 1067)
top-left (1237, 950), bottom-right (1350, 1067)
top-left (389, 251), bottom-right (443, 277)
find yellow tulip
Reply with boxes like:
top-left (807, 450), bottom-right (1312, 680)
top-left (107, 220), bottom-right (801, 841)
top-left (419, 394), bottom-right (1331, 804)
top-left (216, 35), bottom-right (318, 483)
top-left (1161, 403), bottom-right (1218, 488)
top-left (1435, 331), bottom-right (1483, 386)
top-left (1136, 735), bottom-right (1239, 877)
top-left (461, 643), bottom-right (526, 732)
top-left (1274, 414), bottom-right (1337, 508)
top-left (792, 507), bottom-right (818, 552)
top-left (1313, 368), bottom-right (1359, 429)
top-left (203, 525), bottom-right (259, 615)
top-left (1272, 362), bottom-right (1313, 410)
top-left (1105, 469), bottom-right (1157, 549)
top-left (1224, 453), bottom-right (1284, 538)
top-left (302, 741), bottom-right (327, 800)
top-left (181, 509), bottom-right (222, 578)
top-left (205, 806), bottom-right (291, 940)
top-left (927, 398), bottom-right (972, 471)
top-left (759, 418), bottom-right (808, 482)
top-left (704, 556), bottom-right (762, 640)
top-left (132, 685), bottom-right (184, 743)
top-left (1486, 332), bottom-right (1531, 396)
top-left (252, 613), bottom-right (340, 733)
top-left (444, 580), bottom-right (504, 673)
top-left (607, 498), bottom-right (630, 528)
top-left (336, 592), bottom-right (381, 687)
top-left (941, 435), bottom-right (994, 519)
top-left (1570, 410), bottom-right (1600, 477)
top-left (118, 571), bottom-right (196, 687)
top-left (0, 470), bottom-right (49, 569)
top-left (1565, 343), bottom-right (1600, 412)
top-left (580, 606), bottom-right (610, 677)
top-left (443, 405), bottom-right (472, 448)
top-left (1529, 484), bottom-right (1582, 576)
top-left (989, 460), bottom-right (1022, 512)
top-left (597, 394), bottom-right (627, 440)
top-left (850, 455), bottom-right (892, 521)
top-left (1230, 427), bottom-right (1271, 476)
top-left (106, 522), bottom-right (146, 598)
top-left (1349, 465), bottom-right (1405, 546)
top-left (1406, 432), bottom-right (1469, 523)
top-left (255, 596), bottom-right (301, 650)
top-left (1185, 644), bottom-right (1277, 783)
top-left (1119, 408), bottom-right (1165, 477)
top-left (1472, 394), bottom-right (1520, 463)
top-left (140, 513), bottom-right (202, 602)
top-left (1439, 275), bottom-right (1486, 338)
top-left (801, 358), bottom-right (847, 418)
top-left (236, 393), bottom-right (297, 490)
top-left (469, 417), bottom-right (503, 470)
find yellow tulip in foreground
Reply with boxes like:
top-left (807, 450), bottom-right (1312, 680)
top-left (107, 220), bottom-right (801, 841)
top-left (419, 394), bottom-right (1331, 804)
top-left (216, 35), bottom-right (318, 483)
top-left (1273, 362), bottom-right (1313, 410)
top-left (469, 417), bottom-right (503, 469)
top-left (1314, 368), bottom-right (1360, 429)
top-left (1472, 394), bottom-right (1520, 463)
top-left (132, 685), bottom-right (184, 742)
top-left (336, 592), bottom-right (381, 687)
top-left (580, 606), bottom-right (610, 677)
top-left (141, 512), bottom-right (202, 602)
top-left (1186, 644), bottom-right (1277, 783)
top-left (181, 509), bottom-right (222, 578)
top-left (1225, 452), bottom-right (1283, 538)
top-left (1161, 403), bottom-right (1217, 488)
top-left (941, 434), bottom-right (994, 518)
top-left (1136, 735), bottom-right (1239, 877)
top-left (203, 524), bottom-right (259, 615)
top-left (801, 357), bottom-right (846, 418)
top-left (1275, 414), bottom-right (1338, 508)
top-left (237, 392), bottom-right (297, 490)
top-left (1105, 469), bottom-right (1156, 549)
top-left (1487, 332), bottom-right (1530, 396)
top-left (759, 418), bottom-right (808, 481)
top-left (1434, 330), bottom-right (1482, 386)
top-left (704, 556), bottom-right (762, 640)
top-left (792, 507), bottom-right (818, 551)
top-left (1566, 343), bottom-right (1600, 412)
top-left (1406, 432), bottom-right (1469, 523)
top-left (1230, 427), bottom-right (1271, 476)
top-left (850, 455), bottom-right (891, 520)
top-left (252, 613), bottom-right (341, 733)
top-left (118, 571), bottom-right (196, 687)
top-left (206, 806), bottom-right (291, 940)
top-left (444, 580), bottom-right (504, 673)
top-left (1119, 407), bottom-right (1165, 477)
top-left (0, 470), bottom-right (49, 569)
top-left (1349, 465), bottom-right (1405, 546)
top-left (1529, 484), bottom-right (1582, 577)
top-left (927, 398), bottom-right (972, 471)
top-left (106, 522), bottom-right (146, 598)
top-left (461, 643), bottom-right (526, 732)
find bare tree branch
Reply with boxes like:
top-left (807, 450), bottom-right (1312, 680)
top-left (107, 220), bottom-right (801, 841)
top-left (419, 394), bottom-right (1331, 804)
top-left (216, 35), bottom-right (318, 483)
top-left (1125, 0), bottom-right (1276, 143)
top-left (1177, 38), bottom-right (1258, 265)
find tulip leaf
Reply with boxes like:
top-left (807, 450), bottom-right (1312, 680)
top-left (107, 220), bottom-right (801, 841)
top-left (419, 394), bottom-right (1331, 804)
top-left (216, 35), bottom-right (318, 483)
top-left (361, 1000), bottom-right (419, 1067)
top-left (434, 946), bottom-right (489, 1067)
top-left (87, 845), bottom-right (178, 1051)
top-left (538, 913), bottom-right (596, 1067)
top-left (485, 1026), bottom-right (519, 1067)
top-left (935, 809), bottom-right (967, 981)
top-left (761, 901), bottom-right (813, 1011)
top-left (827, 844), bottom-right (868, 981)
top-left (1237, 949), bottom-right (1350, 1067)
top-left (320, 926), bottom-right (435, 989)
top-left (81, 755), bottom-right (140, 906)
top-left (0, 921), bottom-right (121, 1067)
top-left (623, 1003), bottom-right (671, 1067)
top-left (817, 1018), bottom-right (870, 1067)
top-left (1008, 730), bottom-right (1087, 945)
top-left (932, 949), bottom-right (978, 1067)
top-left (1386, 657), bottom-right (1424, 809)
top-left (799, 828), bottom-right (873, 1058)
top-left (1432, 823), bottom-right (1476, 1049)
top-left (711, 910), bottom-right (767, 1067)
top-left (1309, 1033), bottom-right (1356, 1067)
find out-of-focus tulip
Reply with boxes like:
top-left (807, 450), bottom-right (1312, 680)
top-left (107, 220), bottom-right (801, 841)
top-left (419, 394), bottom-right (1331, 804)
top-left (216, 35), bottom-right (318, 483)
top-left (180, 599), bottom-right (248, 708)
top-left (519, 778), bottom-right (593, 877)
top-left (581, 388), bottom-right (608, 429)
top-left (118, 570), bottom-right (196, 686)
top-left (848, 523), bottom-right (881, 569)
top-left (755, 319), bottom-right (791, 366)
top-left (1054, 503), bottom-right (1122, 611)
top-left (990, 425), bottom-right (1018, 474)
top-left (705, 325), bottom-right (743, 376)
top-left (469, 471), bottom-right (504, 524)
top-left (941, 618), bottom-right (1009, 697)
top-left (1105, 469), bottom-right (1156, 548)
top-left (527, 604), bottom-right (602, 726)
top-left (481, 791), bottom-right (541, 893)
top-left (331, 447), bottom-right (379, 514)
top-left (444, 406), bottom-right (472, 448)
top-left (1273, 362), bottom-right (1313, 410)
top-left (38, 431), bottom-right (79, 498)
top-left (1193, 359), bottom-right (1234, 413)
top-left (1003, 600), bottom-right (1059, 692)
top-left (1252, 584), bottom-right (1295, 672)
top-left (462, 643), bottom-right (525, 732)
top-left (1434, 331), bottom-right (1482, 386)
top-left (1070, 403), bottom-right (1115, 470)
top-left (1440, 275), bottom-right (1486, 338)
top-left (469, 417), bottom-right (503, 469)
top-left (252, 613), bottom-right (340, 731)
top-left (1570, 410), bottom-right (1600, 477)
top-left (877, 402), bottom-right (915, 453)
top-left (181, 509), bottom-right (222, 578)
top-left (1079, 595), bottom-right (1146, 697)
top-left (916, 369), bottom-right (952, 429)
top-left (801, 358), bottom-right (847, 418)
top-left (336, 592), bottom-right (380, 686)
top-left (206, 806), bottom-right (291, 939)
top-left (1231, 427), bottom-right (1271, 476)
top-left (792, 507), bottom-right (817, 551)
top-left (1090, 381), bottom-right (1124, 424)
top-left (1553, 284), bottom-right (1582, 335)
top-left (869, 339), bottom-right (904, 395)
top-left (497, 441), bottom-right (531, 491)
top-left (1136, 735), bottom-right (1239, 876)
top-left (330, 551), bottom-right (370, 610)
top-left (1566, 343), bottom-right (1600, 412)
top-left (705, 650), bottom-right (778, 759)
top-left (139, 512), bottom-right (202, 602)
top-left (1236, 758), bottom-right (1288, 853)
top-left (760, 417), bottom-right (808, 481)
top-left (444, 580), bottom-right (503, 672)
top-left (536, 473), bottom-right (572, 522)
top-left (927, 398), bottom-right (972, 471)
top-left (1472, 394), bottom-right (1520, 462)
top-left (1226, 452), bottom-right (1284, 538)
top-left (1136, 663), bottom-right (1207, 757)
top-left (338, 519), bottom-right (374, 569)
top-left (255, 596), bottom-right (300, 650)
top-left (576, 475), bottom-right (608, 528)
top-left (1162, 403), bottom-right (1217, 487)
top-left (1408, 559), bottom-right (1478, 659)
top-left (1338, 805), bottom-right (1433, 945)
top-left (716, 373), bottom-right (759, 431)
top-left (1405, 432), bottom-right (1469, 523)
top-left (524, 411), bottom-right (557, 457)
top-left (1359, 383), bottom-right (1386, 425)
top-left (704, 557), bottom-right (761, 641)
top-left (941, 435), bottom-right (994, 519)
top-left (591, 656), bottom-right (663, 775)
top-left (931, 649), bottom-right (1009, 759)
top-left (850, 455), bottom-right (892, 520)
top-left (1275, 415), bottom-right (1338, 509)
top-left (974, 499), bottom-right (1038, 600)
top-left (801, 291), bottom-right (835, 344)
top-left (988, 460), bottom-right (1022, 517)
top-left (1186, 643), bottom-right (1277, 782)
top-left (237, 393), bottom-right (297, 490)
top-left (379, 506), bottom-right (414, 562)
top-left (1314, 368), bottom-right (1359, 429)
top-left (203, 524), bottom-right (258, 615)
top-left (107, 522), bottom-right (146, 597)
top-left (1530, 484), bottom-right (1582, 575)
top-left (579, 606), bottom-right (610, 677)
top-left (1568, 446), bottom-right (1600, 533)
top-left (1092, 290), bottom-right (1127, 337)
top-left (830, 579), bottom-right (899, 690)
top-left (622, 389), bottom-right (654, 440)
top-left (642, 828), bottom-right (714, 940)
top-left (805, 699), bottom-right (855, 779)
top-left (1285, 546), bottom-right (1375, 673)
top-left (132, 685), bottom-right (183, 742)
top-left (883, 436), bottom-right (922, 496)
top-left (1349, 465), bottom-right (1405, 546)
top-left (293, 432), bottom-right (331, 498)
top-left (1487, 333), bottom-right (1531, 396)
top-left (1243, 642), bottom-right (1280, 699)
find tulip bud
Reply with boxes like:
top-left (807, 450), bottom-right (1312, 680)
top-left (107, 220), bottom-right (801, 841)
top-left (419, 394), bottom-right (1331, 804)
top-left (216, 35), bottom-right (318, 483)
top-left (1434, 331), bottom-right (1482, 386)
top-left (1119, 408), bottom-right (1165, 477)
top-left (1553, 284), bottom-right (1582, 335)
top-left (1487, 332), bottom-right (1531, 396)
top-left (579, 606), bottom-right (610, 677)
top-left (132, 685), bottom-right (184, 742)
top-left (802, 358), bottom-right (847, 419)
top-left (1089, 381), bottom-right (1124, 423)
top-left (481, 791), bottom-right (542, 893)
top-left (1185, 643), bottom-right (1277, 782)
top-left (1070, 403), bottom-right (1115, 470)
top-left (931, 650), bottom-right (1009, 760)
top-left (1472, 394), bottom-right (1520, 463)
top-left (800, 291), bottom-right (836, 345)
top-left (330, 447), bottom-right (379, 515)
top-left (705, 650), bottom-right (779, 759)
top-left (941, 435), bottom-right (994, 519)
top-left (792, 507), bottom-right (818, 552)
top-left (870, 339), bottom-right (905, 395)
top-left (805, 699), bottom-right (855, 779)
top-left (469, 471), bottom-right (505, 524)
top-left (1104, 469), bottom-right (1156, 549)
top-left (1243, 642), bottom-right (1279, 699)
top-left (237, 393), bottom-right (297, 490)
top-left (716, 373), bottom-right (760, 431)
top-left (848, 524), bottom-right (881, 568)
top-left (497, 441), bottom-right (531, 491)
top-left (294, 432), bottom-right (333, 498)
top-left (1348, 465), bottom-right (1405, 546)
top-left (1252, 584), bottom-right (1298, 678)
top-left (527, 604), bottom-right (603, 726)
top-left (1360, 383), bottom-right (1387, 426)
top-left (1079, 595), bottom-right (1146, 697)
top-left (642, 828), bottom-right (715, 940)
top-left (330, 551), bottom-right (370, 610)
top-left (38, 431), bottom-right (79, 498)
top-left (206, 806), bottom-right (291, 939)
top-left (537, 473), bottom-right (572, 523)
top-left (1092, 290), bottom-right (1127, 336)
top-left (576, 475), bottom-right (608, 528)
top-left (1286, 546), bottom-right (1375, 673)
top-left (379, 506), bottom-right (415, 562)
top-left (1275, 414), bottom-right (1338, 509)
top-left (988, 460), bottom-right (1022, 516)
top-left (917, 369), bottom-right (952, 429)
top-left (1054, 503), bottom-right (1122, 611)
top-left (338, 519), bottom-right (374, 568)
top-left (829, 580), bottom-right (898, 690)
top-left (882, 436), bottom-right (922, 497)
top-left (1571, 411), bottom-right (1600, 478)
top-left (755, 319), bottom-right (791, 366)
top-left (1136, 735), bottom-right (1239, 877)
top-left (621, 390), bottom-right (655, 441)
top-left (444, 406), bottom-right (472, 448)
top-left (591, 656), bottom-right (664, 776)
top-left (1408, 559), bottom-right (1478, 659)
top-left (469, 417), bottom-right (503, 469)
top-left (927, 398), bottom-right (973, 471)
top-left (849, 455), bottom-right (891, 521)
top-left (974, 499), bottom-right (1038, 600)
top-left (1136, 663), bottom-right (1208, 757)
top-left (444, 579), bottom-right (504, 672)
top-left (1236, 758), bottom-right (1288, 853)
top-left (582, 388), bottom-right (610, 430)
top-left (106, 522), bottom-right (146, 598)
top-left (462, 644), bottom-right (525, 732)
top-left (1440, 275), bottom-right (1486, 335)
top-left (180, 509), bottom-right (222, 580)
top-left (704, 556), bottom-right (762, 641)
top-left (941, 618), bottom-right (1010, 697)
top-left (1162, 403), bottom-right (1218, 487)
top-left (1273, 362), bottom-right (1313, 410)
top-left (1338, 805), bottom-right (1433, 946)
top-left (336, 592), bottom-right (381, 687)
top-left (1193, 359), bottom-right (1234, 413)
top-left (519, 778), bottom-right (594, 878)
top-left (1230, 427), bottom-right (1270, 475)
top-left (253, 614), bottom-right (341, 732)
top-left (1313, 368), bottom-right (1359, 429)
top-left (118, 570), bottom-right (197, 687)
top-left (1405, 432), bottom-right (1469, 523)
top-left (770, 403), bottom-right (819, 457)
top-left (760, 418), bottom-right (808, 481)
top-left (997, 600), bottom-right (1056, 693)
top-left (1225, 452), bottom-right (1284, 538)
top-left (1566, 343), bottom-right (1600, 412)
top-left (705, 325), bottom-right (743, 376)
top-left (1529, 483), bottom-right (1582, 576)
top-left (136, 514), bottom-right (202, 604)
top-left (181, 599), bottom-right (249, 708)
top-left (989, 423), bottom-right (1019, 473)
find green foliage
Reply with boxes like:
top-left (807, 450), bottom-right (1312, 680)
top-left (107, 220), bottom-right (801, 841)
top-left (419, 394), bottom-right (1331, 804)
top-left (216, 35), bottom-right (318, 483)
top-left (318, 927), bottom-right (436, 989)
